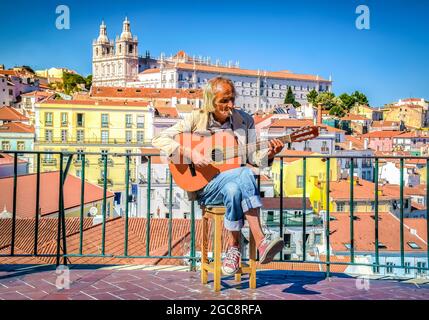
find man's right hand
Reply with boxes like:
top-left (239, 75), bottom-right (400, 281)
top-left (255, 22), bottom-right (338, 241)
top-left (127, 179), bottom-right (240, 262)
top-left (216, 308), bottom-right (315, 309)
top-left (181, 147), bottom-right (212, 168)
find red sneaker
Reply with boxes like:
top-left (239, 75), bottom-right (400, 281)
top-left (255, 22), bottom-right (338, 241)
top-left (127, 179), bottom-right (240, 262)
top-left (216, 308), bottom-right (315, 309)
top-left (221, 246), bottom-right (241, 276)
top-left (258, 236), bottom-right (284, 264)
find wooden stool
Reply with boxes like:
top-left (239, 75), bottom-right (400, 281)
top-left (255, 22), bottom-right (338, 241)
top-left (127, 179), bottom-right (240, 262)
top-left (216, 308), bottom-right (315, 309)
top-left (200, 205), bottom-right (257, 292)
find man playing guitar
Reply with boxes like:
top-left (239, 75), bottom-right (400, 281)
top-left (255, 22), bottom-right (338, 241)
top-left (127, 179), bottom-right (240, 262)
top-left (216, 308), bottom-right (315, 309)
top-left (152, 76), bottom-right (286, 275)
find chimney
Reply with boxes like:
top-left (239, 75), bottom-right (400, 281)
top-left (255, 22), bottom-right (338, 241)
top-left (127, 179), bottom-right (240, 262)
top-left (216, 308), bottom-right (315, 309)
top-left (317, 104), bottom-right (322, 125)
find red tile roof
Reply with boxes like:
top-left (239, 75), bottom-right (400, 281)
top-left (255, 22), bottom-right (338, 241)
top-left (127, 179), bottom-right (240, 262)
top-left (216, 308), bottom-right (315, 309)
top-left (0, 153), bottom-right (27, 165)
top-left (253, 114), bottom-right (273, 125)
top-left (261, 197), bottom-right (312, 210)
top-left (381, 184), bottom-right (427, 197)
top-left (330, 212), bottom-right (427, 252)
top-left (0, 106), bottom-right (29, 121)
top-left (173, 63), bottom-right (331, 82)
top-left (0, 122), bottom-right (34, 134)
top-left (0, 171), bottom-right (114, 218)
top-left (41, 99), bottom-right (150, 107)
top-left (362, 130), bottom-right (404, 139)
top-left (155, 107), bottom-right (179, 118)
top-left (91, 87), bottom-right (203, 99)
top-left (371, 120), bottom-right (400, 128)
top-left (404, 218), bottom-right (427, 242)
top-left (329, 178), bottom-right (402, 201)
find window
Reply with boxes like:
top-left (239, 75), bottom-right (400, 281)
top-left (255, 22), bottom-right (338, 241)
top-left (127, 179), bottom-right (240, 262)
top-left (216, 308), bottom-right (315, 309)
top-left (408, 242), bottom-right (421, 249)
top-left (404, 262), bottom-right (411, 274)
top-left (76, 169), bottom-right (81, 178)
top-left (1, 141), bottom-right (10, 150)
top-left (296, 175), bottom-right (304, 188)
top-left (314, 233), bottom-right (322, 244)
top-left (267, 211), bottom-right (274, 223)
top-left (77, 113), bottom-right (84, 127)
top-left (101, 114), bottom-right (109, 128)
top-left (76, 130), bottom-right (84, 143)
top-left (372, 263), bottom-right (380, 274)
top-left (101, 130), bottom-right (109, 144)
top-left (17, 141), bottom-right (25, 151)
top-left (125, 131), bottom-right (132, 143)
top-left (76, 149), bottom-right (84, 161)
top-left (45, 129), bottom-right (53, 142)
top-left (284, 234), bottom-right (291, 247)
top-left (336, 202), bottom-right (345, 212)
top-left (386, 262), bottom-right (395, 274)
top-left (45, 112), bottom-right (53, 126)
top-left (61, 129), bottom-right (68, 143)
top-left (125, 114), bottom-right (132, 128)
top-left (137, 115), bottom-right (144, 128)
top-left (61, 112), bottom-right (68, 126)
top-left (417, 262), bottom-right (426, 274)
top-left (137, 131), bottom-right (144, 143)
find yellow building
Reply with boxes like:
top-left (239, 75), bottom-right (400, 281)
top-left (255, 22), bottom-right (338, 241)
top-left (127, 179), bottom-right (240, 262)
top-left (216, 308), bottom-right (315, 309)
top-left (270, 151), bottom-right (338, 213)
top-left (383, 104), bottom-right (426, 129)
top-left (35, 67), bottom-right (77, 83)
top-left (349, 104), bottom-right (374, 120)
top-left (34, 99), bottom-right (153, 201)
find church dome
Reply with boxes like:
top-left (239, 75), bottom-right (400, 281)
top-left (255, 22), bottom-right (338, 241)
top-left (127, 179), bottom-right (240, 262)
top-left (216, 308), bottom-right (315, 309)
top-left (120, 17), bottom-right (132, 40)
top-left (97, 20), bottom-right (109, 43)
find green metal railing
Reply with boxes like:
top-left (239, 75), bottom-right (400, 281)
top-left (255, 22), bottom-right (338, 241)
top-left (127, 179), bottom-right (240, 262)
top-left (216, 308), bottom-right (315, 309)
top-left (1, 150), bottom-right (429, 277)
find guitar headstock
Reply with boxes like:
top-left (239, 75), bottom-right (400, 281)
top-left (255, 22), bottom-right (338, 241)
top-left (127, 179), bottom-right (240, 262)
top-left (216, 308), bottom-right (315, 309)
top-left (290, 126), bottom-right (319, 142)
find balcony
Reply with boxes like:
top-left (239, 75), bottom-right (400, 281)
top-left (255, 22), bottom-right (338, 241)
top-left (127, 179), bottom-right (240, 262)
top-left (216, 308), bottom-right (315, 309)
top-left (36, 138), bottom-right (152, 145)
top-left (42, 158), bottom-right (57, 166)
top-left (97, 177), bottom-right (113, 186)
top-left (1, 150), bottom-right (429, 300)
top-left (73, 158), bottom-right (90, 167)
top-left (98, 157), bottom-right (114, 166)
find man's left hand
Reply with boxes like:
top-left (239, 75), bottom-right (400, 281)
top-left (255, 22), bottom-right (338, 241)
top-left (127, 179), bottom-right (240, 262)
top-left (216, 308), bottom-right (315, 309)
top-left (267, 139), bottom-right (285, 159)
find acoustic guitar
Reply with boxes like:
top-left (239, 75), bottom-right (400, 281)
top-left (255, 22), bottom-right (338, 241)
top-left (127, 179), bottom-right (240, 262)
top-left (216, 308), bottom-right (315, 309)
top-left (169, 126), bottom-right (319, 192)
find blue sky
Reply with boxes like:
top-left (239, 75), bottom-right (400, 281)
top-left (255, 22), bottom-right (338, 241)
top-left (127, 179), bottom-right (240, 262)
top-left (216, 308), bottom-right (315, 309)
top-left (0, 0), bottom-right (428, 106)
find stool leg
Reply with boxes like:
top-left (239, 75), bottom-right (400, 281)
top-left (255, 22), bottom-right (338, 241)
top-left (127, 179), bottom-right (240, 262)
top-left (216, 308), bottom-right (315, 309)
top-left (249, 232), bottom-right (257, 289)
top-left (213, 214), bottom-right (222, 292)
top-left (201, 214), bottom-right (208, 285)
top-left (235, 267), bottom-right (242, 282)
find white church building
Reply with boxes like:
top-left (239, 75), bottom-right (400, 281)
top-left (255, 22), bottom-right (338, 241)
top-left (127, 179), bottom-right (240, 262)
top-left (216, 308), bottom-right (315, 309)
top-left (92, 18), bottom-right (333, 113)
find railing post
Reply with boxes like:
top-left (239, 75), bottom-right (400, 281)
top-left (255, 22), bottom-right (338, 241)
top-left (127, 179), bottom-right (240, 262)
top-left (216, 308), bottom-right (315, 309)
top-left (280, 157), bottom-right (284, 246)
top-left (124, 154), bottom-right (130, 256)
top-left (325, 158), bottom-right (331, 278)
top-left (190, 200), bottom-right (196, 271)
top-left (79, 153), bottom-right (85, 255)
top-left (302, 157), bottom-right (307, 261)
top-left (399, 158), bottom-right (405, 267)
top-left (350, 157), bottom-right (355, 263)
top-left (56, 153), bottom-right (63, 266)
top-left (34, 153), bottom-right (40, 255)
top-left (101, 153), bottom-right (108, 256)
top-left (11, 153), bottom-right (18, 256)
top-left (374, 158), bottom-right (379, 268)
top-left (426, 159), bottom-right (429, 269)
top-left (146, 156), bottom-right (152, 256)
top-left (168, 171), bottom-right (173, 256)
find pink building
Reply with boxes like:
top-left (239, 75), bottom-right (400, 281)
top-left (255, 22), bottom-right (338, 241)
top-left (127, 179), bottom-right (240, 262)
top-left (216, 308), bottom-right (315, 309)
top-left (361, 130), bottom-right (402, 152)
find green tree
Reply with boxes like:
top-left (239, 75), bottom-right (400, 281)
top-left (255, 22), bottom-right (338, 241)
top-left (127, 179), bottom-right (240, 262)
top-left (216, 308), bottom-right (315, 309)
top-left (307, 89), bottom-right (318, 105)
top-left (63, 72), bottom-right (87, 94)
top-left (284, 86), bottom-right (301, 108)
top-left (339, 93), bottom-right (355, 111)
top-left (85, 75), bottom-right (92, 90)
top-left (351, 91), bottom-right (369, 105)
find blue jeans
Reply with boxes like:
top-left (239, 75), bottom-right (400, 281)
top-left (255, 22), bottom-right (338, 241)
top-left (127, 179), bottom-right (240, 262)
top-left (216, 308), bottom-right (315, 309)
top-left (197, 167), bottom-right (262, 231)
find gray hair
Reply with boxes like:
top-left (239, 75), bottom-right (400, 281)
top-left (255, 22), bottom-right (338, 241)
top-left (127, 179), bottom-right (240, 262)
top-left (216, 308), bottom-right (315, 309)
top-left (201, 76), bottom-right (236, 113)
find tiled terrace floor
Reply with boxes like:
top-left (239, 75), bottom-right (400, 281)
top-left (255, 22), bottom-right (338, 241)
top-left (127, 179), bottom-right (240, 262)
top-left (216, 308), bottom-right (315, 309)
top-left (0, 265), bottom-right (429, 300)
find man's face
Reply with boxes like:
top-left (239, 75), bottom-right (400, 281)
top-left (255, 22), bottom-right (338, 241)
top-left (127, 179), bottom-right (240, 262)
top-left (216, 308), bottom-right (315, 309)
top-left (213, 82), bottom-right (235, 123)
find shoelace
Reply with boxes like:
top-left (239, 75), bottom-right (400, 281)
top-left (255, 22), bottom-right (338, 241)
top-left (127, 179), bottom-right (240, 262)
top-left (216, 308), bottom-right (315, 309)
top-left (224, 248), bottom-right (241, 266)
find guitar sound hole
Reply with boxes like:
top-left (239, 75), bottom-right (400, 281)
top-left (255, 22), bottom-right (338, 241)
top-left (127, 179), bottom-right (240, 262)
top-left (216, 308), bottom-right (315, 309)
top-left (211, 148), bottom-right (224, 162)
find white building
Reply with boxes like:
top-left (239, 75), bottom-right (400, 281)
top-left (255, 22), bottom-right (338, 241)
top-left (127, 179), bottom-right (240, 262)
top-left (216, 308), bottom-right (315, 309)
top-left (91, 19), bottom-right (333, 113)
